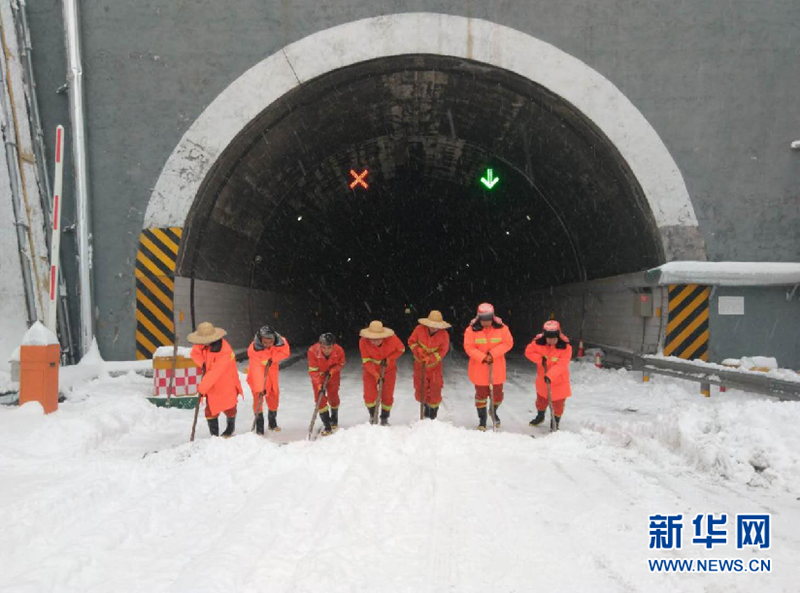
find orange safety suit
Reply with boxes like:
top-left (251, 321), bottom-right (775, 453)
top-left (307, 343), bottom-right (346, 411)
top-left (359, 334), bottom-right (405, 411)
top-left (408, 324), bottom-right (450, 407)
top-left (190, 340), bottom-right (243, 419)
top-left (463, 320), bottom-right (514, 408)
top-left (524, 334), bottom-right (573, 416)
top-left (247, 337), bottom-right (291, 413)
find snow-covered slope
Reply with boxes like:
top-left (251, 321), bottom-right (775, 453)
top-left (0, 354), bottom-right (798, 592)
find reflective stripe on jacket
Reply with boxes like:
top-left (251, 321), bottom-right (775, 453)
top-left (463, 323), bottom-right (513, 385)
top-left (191, 340), bottom-right (243, 416)
top-left (408, 324), bottom-right (450, 369)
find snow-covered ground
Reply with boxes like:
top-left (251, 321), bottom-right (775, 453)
top-left (1, 352), bottom-right (798, 592)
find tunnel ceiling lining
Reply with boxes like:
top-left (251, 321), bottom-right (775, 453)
top-left (180, 54), bottom-right (663, 302)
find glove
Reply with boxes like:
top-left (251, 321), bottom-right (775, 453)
top-left (544, 376), bottom-right (551, 384)
top-left (484, 353), bottom-right (493, 364)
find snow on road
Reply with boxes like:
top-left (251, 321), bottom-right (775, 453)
top-left (1, 352), bottom-right (798, 592)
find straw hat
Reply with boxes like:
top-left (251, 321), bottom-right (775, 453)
top-left (359, 320), bottom-right (395, 339)
top-left (187, 321), bottom-right (227, 345)
top-left (419, 310), bottom-right (451, 330)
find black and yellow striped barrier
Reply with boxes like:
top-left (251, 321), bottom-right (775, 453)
top-left (135, 227), bottom-right (182, 360)
top-left (664, 284), bottom-right (709, 361)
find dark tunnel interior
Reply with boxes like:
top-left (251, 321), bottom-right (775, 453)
top-left (179, 55), bottom-right (665, 346)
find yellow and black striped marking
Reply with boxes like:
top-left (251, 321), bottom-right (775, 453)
top-left (664, 284), bottom-right (709, 361)
top-left (135, 227), bottom-right (182, 360)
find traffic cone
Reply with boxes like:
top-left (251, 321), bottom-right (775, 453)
top-left (577, 338), bottom-right (585, 358)
top-left (594, 351), bottom-right (602, 368)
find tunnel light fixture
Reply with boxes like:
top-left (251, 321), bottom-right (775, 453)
top-left (349, 168), bottom-right (369, 190)
top-left (480, 168), bottom-right (500, 190)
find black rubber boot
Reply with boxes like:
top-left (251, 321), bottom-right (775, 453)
top-left (423, 404), bottom-right (431, 419)
top-left (255, 412), bottom-right (265, 435)
top-left (221, 416), bottom-right (236, 438)
top-left (380, 409), bottom-right (390, 426)
top-left (320, 410), bottom-right (333, 435)
top-left (330, 408), bottom-right (339, 429)
top-left (529, 410), bottom-right (546, 426)
top-left (207, 417), bottom-right (220, 437)
top-left (477, 407), bottom-right (488, 431)
top-left (268, 410), bottom-right (281, 432)
top-left (555, 415), bottom-right (561, 430)
top-left (428, 406), bottom-right (439, 420)
top-left (367, 405), bottom-right (376, 423)
top-left (492, 404), bottom-right (502, 428)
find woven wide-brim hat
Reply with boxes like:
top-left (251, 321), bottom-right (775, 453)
top-left (419, 310), bottom-right (451, 330)
top-left (187, 321), bottom-right (227, 345)
top-left (359, 320), bottom-right (395, 339)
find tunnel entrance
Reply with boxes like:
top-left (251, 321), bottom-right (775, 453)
top-left (178, 54), bottom-right (664, 346)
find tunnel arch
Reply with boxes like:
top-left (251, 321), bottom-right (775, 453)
top-left (143, 13), bottom-right (706, 345)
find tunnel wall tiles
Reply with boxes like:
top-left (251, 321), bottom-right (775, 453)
top-left (134, 228), bottom-right (182, 360)
top-left (664, 284), bottom-right (710, 361)
top-left (174, 277), bottom-right (319, 354)
top-left (708, 286), bottom-right (799, 370)
top-left (523, 281), bottom-right (667, 355)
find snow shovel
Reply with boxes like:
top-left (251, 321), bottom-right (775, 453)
top-left (189, 394), bottom-right (202, 442)
top-left (488, 360), bottom-right (497, 432)
top-left (189, 363), bottom-right (206, 442)
top-left (372, 360), bottom-right (387, 425)
top-left (251, 359), bottom-right (273, 432)
top-left (308, 371), bottom-right (331, 440)
top-left (419, 359), bottom-right (427, 420)
top-left (166, 330), bottom-right (179, 406)
top-left (542, 358), bottom-right (557, 432)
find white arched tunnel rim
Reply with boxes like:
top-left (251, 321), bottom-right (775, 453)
top-left (144, 12), bottom-right (701, 256)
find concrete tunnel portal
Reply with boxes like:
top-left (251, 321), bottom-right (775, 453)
top-left (175, 54), bottom-right (665, 347)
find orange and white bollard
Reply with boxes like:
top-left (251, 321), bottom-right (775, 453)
top-left (577, 338), bottom-right (585, 358)
top-left (700, 382), bottom-right (711, 398)
top-left (642, 372), bottom-right (650, 383)
top-left (594, 351), bottom-right (602, 368)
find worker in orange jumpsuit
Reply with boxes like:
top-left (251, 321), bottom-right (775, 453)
top-left (188, 322), bottom-right (243, 438)
top-left (307, 332), bottom-right (346, 435)
top-left (247, 325), bottom-right (291, 434)
top-left (463, 303), bottom-right (514, 431)
top-left (525, 319), bottom-right (573, 429)
top-left (359, 320), bottom-right (405, 425)
top-left (408, 310), bottom-right (451, 420)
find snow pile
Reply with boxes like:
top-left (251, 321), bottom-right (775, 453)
top-left (59, 339), bottom-right (152, 394)
top-left (7, 346), bottom-right (20, 362)
top-left (648, 261), bottom-right (800, 286)
top-left (738, 356), bottom-right (778, 370)
top-left (21, 321), bottom-right (59, 346)
top-left (571, 364), bottom-right (800, 492)
top-left (649, 355), bottom-right (800, 383)
top-left (153, 345), bottom-right (193, 358)
top-left (1, 356), bottom-right (799, 591)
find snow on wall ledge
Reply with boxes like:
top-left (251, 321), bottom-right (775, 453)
top-left (144, 13), bottom-right (700, 242)
top-left (646, 261), bottom-right (800, 286)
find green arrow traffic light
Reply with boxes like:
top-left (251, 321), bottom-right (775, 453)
top-left (481, 168), bottom-right (500, 190)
